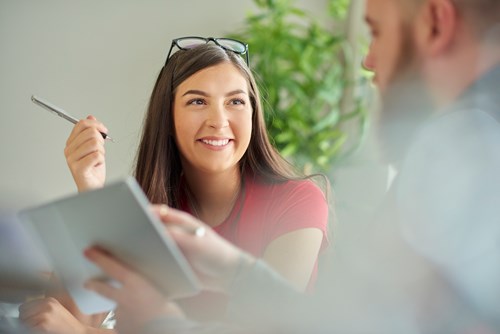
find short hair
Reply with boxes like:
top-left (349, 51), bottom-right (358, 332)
top-left (452, 0), bottom-right (500, 36)
top-left (403, 0), bottom-right (500, 37)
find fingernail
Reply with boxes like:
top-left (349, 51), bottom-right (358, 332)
top-left (159, 205), bottom-right (169, 216)
top-left (83, 248), bottom-right (93, 259)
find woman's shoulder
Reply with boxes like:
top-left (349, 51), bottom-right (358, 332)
top-left (249, 174), bottom-right (326, 201)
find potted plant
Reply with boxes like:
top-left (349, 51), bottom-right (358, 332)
top-left (229, 0), bottom-right (367, 174)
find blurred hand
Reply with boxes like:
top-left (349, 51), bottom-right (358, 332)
top-left (84, 247), bottom-right (185, 334)
top-left (154, 205), bottom-right (254, 292)
top-left (64, 115), bottom-right (108, 192)
top-left (18, 297), bottom-right (87, 334)
top-left (44, 272), bottom-right (108, 328)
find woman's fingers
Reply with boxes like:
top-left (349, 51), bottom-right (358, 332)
top-left (64, 116), bottom-right (108, 191)
top-left (157, 206), bottom-right (209, 245)
top-left (84, 278), bottom-right (121, 303)
top-left (65, 128), bottom-right (105, 161)
top-left (84, 248), bottom-right (129, 284)
top-left (84, 248), bottom-right (127, 282)
top-left (18, 299), bottom-right (43, 319)
top-left (66, 116), bottom-right (108, 145)
top-left (69, 149), bottom-right (105, 172)
top-left (18, 297), bottom-right (88, 333)
top-left (83, 248), bottom-right (132, 303)
top-left (18, 297), bottom-right (62, 320)
top-left (155, 205), bottom-right (207, 232)
top-left (64, 116), bottom-right (107, 164)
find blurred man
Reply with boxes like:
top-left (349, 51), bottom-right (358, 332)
top-left (360, 0), bottom-right (500, 331)
top-left (84, 0), bottom-right (500, 333)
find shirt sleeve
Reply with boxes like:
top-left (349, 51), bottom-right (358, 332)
top-left (266, 180), bottom-right (329, 249)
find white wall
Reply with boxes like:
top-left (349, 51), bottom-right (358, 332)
top-left (1, 0), bottom-right (341, 210)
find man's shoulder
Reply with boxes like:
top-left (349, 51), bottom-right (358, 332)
top-left (407, 107), bottom-right (500, 163)
top-left (396, 107), bottom-right (500, 267)
top-left (398, 107), bottom-right (500, 203)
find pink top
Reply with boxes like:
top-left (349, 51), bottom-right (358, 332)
top-left (177, 172), bottom-right (329, 321)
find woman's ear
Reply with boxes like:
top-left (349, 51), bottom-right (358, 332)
top-left (417, 0), bottom-right (458, 56)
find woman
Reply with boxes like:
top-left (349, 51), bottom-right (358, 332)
top-left (20, 37), bottom-right (329, 332)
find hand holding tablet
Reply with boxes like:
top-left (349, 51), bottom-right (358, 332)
top-left (19, 177), bottom-right (200, 314)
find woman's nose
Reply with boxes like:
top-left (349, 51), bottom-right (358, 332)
top-left (206, 105), bottom-right (229, 129)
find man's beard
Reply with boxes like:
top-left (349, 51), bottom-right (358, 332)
top-left (375, 27), bottom-right (434, 166)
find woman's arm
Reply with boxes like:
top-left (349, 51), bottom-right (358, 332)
top-left (260, 180), bottom-right (328, 291)
top-left (262, 228), bottom-right (323, 291)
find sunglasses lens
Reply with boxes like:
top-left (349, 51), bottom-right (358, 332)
top-left (176, 37), bottom-right (207, 49)
top-left (217, 39), bottom-right (247, 54)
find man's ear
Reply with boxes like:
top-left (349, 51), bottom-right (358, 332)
top-left (420, 0), bottom-right (458, 56)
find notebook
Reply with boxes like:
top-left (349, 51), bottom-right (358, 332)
top-left (19, 177), bottom-right (200, 314)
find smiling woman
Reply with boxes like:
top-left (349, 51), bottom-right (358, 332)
top-left (18, 40), bottom-right (330, 332)
top-left (131, 41), bottom-right (329, 321)
top-left (173, 63), bottom-right (253, 190)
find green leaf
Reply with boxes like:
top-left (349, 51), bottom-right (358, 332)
top-left (312, 110), bottom-right (340, 132)
top-left (228, 0), bottom-right (369, 173)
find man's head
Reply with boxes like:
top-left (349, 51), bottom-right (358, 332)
top-left (364, 0), bottom-right (500, 163)
top-left (363, 0), bottom-right (422, 91)
top-left (364, 0), bottom-right (500, 104)
top-left (451, 0), bottom-right (500, 37)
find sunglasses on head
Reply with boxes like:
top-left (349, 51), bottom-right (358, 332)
top-left (165, 36), bottom-right (249, 66)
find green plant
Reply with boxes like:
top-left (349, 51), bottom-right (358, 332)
top-left (229, 0), bottom-right (367, 174)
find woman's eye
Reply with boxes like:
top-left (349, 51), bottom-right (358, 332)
top-left (187, 98), bottom-right (205, 105)
top-left (230, 98), bottom-right (246, 105)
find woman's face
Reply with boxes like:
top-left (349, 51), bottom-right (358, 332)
top-left (173, 62), bottom-right (253, 175)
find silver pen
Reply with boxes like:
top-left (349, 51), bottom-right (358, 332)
top-left (31, 95), bottom-right (114, 142)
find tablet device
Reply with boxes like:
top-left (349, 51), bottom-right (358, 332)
top-left (0, 213), bottom-right (51, 303)
top-left (19, 177), bottom-right (200, 314)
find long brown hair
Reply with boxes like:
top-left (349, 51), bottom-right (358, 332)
top-left (134, 44), bottom-right (326, 207)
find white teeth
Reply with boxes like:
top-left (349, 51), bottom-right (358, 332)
top-left (201, 139), bottom-right (230, 147)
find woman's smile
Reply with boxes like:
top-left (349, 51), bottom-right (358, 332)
top-left (198, 137), bottom-right (233, 150)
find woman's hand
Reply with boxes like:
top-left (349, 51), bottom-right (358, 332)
top-left (64, 115), bottom-right (108, 192)
top-left (18, 297), bottom-right (87, 334)
top-left (18, 272), bottom-right (113, 333)
top-left (83, 247), bottom-right (185, 334)
top-left (154, 205), bottom-right (255, 293)
top-left (43, 272), bottom-right (109, 328)
top-left (83, 205), bottom-right (255, 332)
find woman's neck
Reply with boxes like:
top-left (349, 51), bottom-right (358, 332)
top-left (183, 167), bottom-right (243, 227)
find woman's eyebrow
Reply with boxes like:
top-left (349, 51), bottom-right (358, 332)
top-left (182, 89), bottom-right (208, 97)
top-left (225, 89), bottom-right (247, 97)
top-left (182, 89), bottom-right (247, 97)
